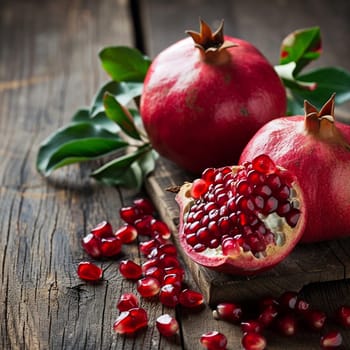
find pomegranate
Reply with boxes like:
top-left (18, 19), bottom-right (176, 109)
top-left (239, 94), bottom-right (350, 242)
top-left (175, 154), bottom-right (306, 275)
top-left (140, 19), bottom-right (286, 173)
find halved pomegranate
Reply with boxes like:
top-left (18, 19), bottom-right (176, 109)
top-left (175, 154), bottom-right (306, 275)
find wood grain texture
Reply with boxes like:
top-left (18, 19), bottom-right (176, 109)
top-left (0, 1), bottom-right (174, 349)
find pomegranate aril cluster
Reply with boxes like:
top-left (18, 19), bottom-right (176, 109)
top-left (87, 197), bottom-right (204, 337)
top-left (212, 290), bottom-right (348, 349)
top-left (184, 154), bottom-right (301, 256)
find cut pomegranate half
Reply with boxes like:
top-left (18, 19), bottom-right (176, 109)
top-left (176, 154), bottom-right (307, 275)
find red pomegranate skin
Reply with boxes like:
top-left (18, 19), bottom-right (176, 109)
top-left (140, 31), bottom-right (286, 174)
top-left (239, 113), bottom-right (350, 243)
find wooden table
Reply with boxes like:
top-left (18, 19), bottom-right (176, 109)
top-left (1, 1), bottom-right (350, 349)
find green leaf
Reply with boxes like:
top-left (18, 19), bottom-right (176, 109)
top-left (99, 46), bottom-right (151, 82)
top-left (275, 62), bottom-right (317, 91)
top-left (290, 67), bottom-right (350, 109)
top-left (280, 27), bottom-right (321, 75)
top-left (91, 145), bottom-right (155, 189)
top-left (90, 80), bottom-right (143, 117)
top-left (72, 109), bottom-right (120, 133)
top-left (37, 122), bottom-right (128, 175)
top-left (103, 92), bottom-right (141, 140)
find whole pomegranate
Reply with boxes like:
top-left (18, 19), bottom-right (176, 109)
top-left (140, 19), bottom-right (286, 173)
top-left (239, 94), bottom-right (350, 243)
top-left (175, 154), bottom-right (306, 275)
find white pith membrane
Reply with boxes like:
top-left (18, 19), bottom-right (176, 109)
top-left (178, 161), bottom-right (303, 263)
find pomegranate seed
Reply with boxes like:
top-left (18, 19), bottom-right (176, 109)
top-left (162, 273), bottom-right (182, 289)
top-left (191, 178), bottom-right (209, 199)
top-left (336, 305), bottom-right (350, 328)
top-left (279, 291), bottom-right (298, 310)
top-left (304, 309), bottom-right (327, 331)
top-left (158, 243), bottom-right (177, 257)
top-left (113, 307), bottom-right (148, 335)
top-left (221, 237), bottom-right (241, 256)
top-left (81, 233), bottom-right (102, 258)
top-left (144, 266), bottom-right (165, 281)
top-left (100, 236), bottom-right (122, 257)
top-left (90, 220), bottom-right (113, 238)
top-left (258, 304), bottom-right (279, 328)
top-left (141, 258), bottom-right (158, 272)
top-left (213, 302), bottom-right (243, 324)
top-left (139, 239), bottom-right (159, 256)
top-left (137, 277), bottom-right (161, 298)
top-left (295, 298), bottom-right (310, 314)
top-left (275, 313), bottom-right (298, 336)
top-left (156, 314), bottom-right (179, 337)
top-left (115, 224), bottom-right (137, 243)
top-left (241, 332), bottom-right (266, 350)
top-left (201, 168), bottom-right (216, 183)
top-left (159, 284), bottom-right (179, 307)
top-left (133, 198), bottom-right (154, 215)
top-left (179, 289), bottom-right (204, 308)
top-left (151, 220), bottom-right (171, 239)
top-left (117, 293), bottom-right (139, 312)
top-left (163, 266), bottom-right (185, 280)
top-left (200, 331), bottom-right (227, 350)
top-left (120, 206), bottom-right (141, 224)
top-left (77, 262), bottom-right (103, 281)
top-left (241, 320), bottom-right (262, 334)
top-left (158, 254), bottom-right (180, 269)
top-left (258, 296), bottom-right (279, 311)
top-left (320, 330), bottom-right (343, 348)
top-left (119, 259), bottom-right (143, 280)
top-left (252, 154), bottom-right (276, 174)
top-left (134, 215), bottom-right (153, 236)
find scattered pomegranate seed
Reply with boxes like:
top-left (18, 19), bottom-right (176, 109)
top-left (336, 305), bottom-right (350, 328)
top-left (77, 262), bottom-right (103, 282)
top-left (275, 313), bottom-right (298, 336)
top-left (159, 284), bottom-right (179, 307)
top-left (137, 277), bottom-right (161, 298)
top-left (279, 291), bottom-right (298, 310)
top-left (258, 304), bottom-right (279, 328)
top-left (90, 220), bottom-right (113, 238)
top-left (120, 206), bottom-right (141, 224)
top-left (304, 309), bottom-right (327, 331)
top-left (100, 236), bottom-right (122, 257)
top-left (115, 224), bottom-right (138, 243)
top-left (151, 220), bottom-right (171, 240)
top-left (241, 332), bottom-right (266, 350)
top-left (213, 302), bottom-right (243, 324)
top-left (133, 198), bottom-right (154, 215)
top-left (113, 307), bottom-right (148, 335)
top-left (117, 293), bottom-right (139, 312)
top-left (156, 314), bottom-right (179, 337)
top-left (200, 331), bottom-right (227, 350)
top-left (119, 259), bottom-right (143, 280)
top-left (240, 320), bottom-right (262, 334)
top-left (179, 289), bottom-right (204, 308)
top-left (320, 330), bottom-right (343, 348)
top-left (81, 233), bottom-right (102, 258)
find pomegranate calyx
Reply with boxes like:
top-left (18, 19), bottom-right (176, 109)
top-left (186, 19), bottom-right (237, 65)
top-left (304, 94), bottom-right (350, 150)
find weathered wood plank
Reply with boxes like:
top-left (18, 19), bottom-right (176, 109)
top-left (0, 1), bottom-right (179, 349)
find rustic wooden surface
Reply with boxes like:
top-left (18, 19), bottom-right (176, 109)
top-left (1, 0), bottom-right (350, 349)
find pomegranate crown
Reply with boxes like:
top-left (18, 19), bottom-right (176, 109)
top-left (304, 93), bottom-right (350, 150)
top-left (186, 19), bottom-right (236, 64)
